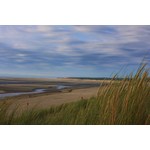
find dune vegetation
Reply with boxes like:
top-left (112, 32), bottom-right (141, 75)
top-left (0, 64), bottom-right (150, 125)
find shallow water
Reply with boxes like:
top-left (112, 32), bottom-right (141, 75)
top-left (0, 89), bottom-right (46, 99)
top-left (0, 85), bottom-right (71, 99)
top-left (0, 81), bottom-right (99, 99)
top-left (56, 85), bottom-right (70, 90)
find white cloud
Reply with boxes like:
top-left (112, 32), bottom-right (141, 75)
top-left (16, 53), bottom-right (27, 57)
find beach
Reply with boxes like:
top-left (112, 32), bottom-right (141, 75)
top-left (0, 78), bottom-right (102, 111)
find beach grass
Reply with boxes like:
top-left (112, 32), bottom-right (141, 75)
top-left (0, 64), bottom-right (150, 125)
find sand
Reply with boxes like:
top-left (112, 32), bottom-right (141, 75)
top-left (5, 87), bottom-right (99, 112)
top-left (0, 78), bottom-right (105, 112)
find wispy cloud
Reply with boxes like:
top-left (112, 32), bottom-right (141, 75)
top-left (0, 25), bottom-right (149, 77)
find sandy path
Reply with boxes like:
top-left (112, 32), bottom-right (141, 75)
top-left (7, 87), bottom-right (99, 111)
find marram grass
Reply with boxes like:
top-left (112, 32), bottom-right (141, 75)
top-left (0, 65), bottom-right (150, 125)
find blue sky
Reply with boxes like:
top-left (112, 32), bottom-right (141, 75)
top-left (0, 25), bottom-right (149, 78)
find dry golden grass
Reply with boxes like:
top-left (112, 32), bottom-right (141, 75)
top-left (0, 64), bottom-right (149, 125)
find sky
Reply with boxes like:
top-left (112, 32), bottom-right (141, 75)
top-left (0, 25), bottom-right (149, 78)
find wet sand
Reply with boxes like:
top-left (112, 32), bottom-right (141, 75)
top-left (0, 78), bottom-right (101, 93)
top-left (4, 87), bottom-right (99, 112)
